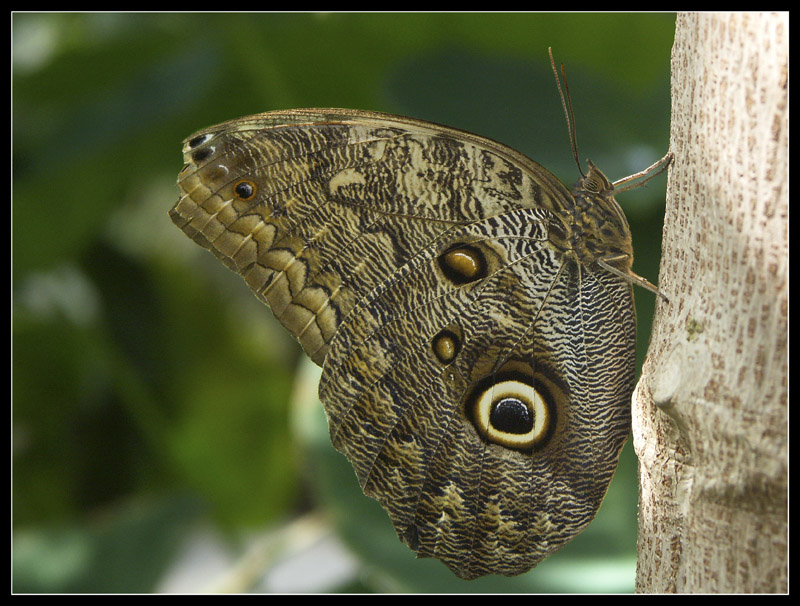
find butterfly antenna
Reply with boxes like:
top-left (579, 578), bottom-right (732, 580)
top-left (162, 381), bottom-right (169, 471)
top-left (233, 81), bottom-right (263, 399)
top-left (548, 47), bottom-right (584, 178)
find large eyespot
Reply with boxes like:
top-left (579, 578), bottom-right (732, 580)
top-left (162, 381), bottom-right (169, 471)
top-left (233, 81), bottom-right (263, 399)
top-left (469, 378), bottom-right (553, 451)
top-left (437, 244), bottom-right (487, 285)
top-left (465, 363), bottom-right (566, 452)
top-left (234, 180), bottom-right (258, 201)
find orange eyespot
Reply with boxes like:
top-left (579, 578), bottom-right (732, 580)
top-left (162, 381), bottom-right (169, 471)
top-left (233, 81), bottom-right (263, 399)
top-left (234, 180), bottom-right (257, 200)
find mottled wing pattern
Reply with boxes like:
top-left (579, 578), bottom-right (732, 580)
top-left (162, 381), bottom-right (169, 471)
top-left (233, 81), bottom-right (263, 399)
top-left (171, 109), bottom-right (636, 579)
top-left (320, 210), bottom-right (635, 578)
top-left (172, 109), bottom-right (571, 365)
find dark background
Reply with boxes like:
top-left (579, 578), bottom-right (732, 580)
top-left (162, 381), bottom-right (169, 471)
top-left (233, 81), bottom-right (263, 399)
top-left (13, 12), bottom-right (676, 593)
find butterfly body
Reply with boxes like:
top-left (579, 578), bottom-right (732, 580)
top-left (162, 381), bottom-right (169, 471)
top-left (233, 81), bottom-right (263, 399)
top-left (171, 109), bottom-right (641, 579)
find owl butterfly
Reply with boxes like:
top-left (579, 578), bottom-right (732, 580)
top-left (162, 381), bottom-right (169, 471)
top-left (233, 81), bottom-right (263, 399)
top-left (170, 51), bottom-right (670, 580)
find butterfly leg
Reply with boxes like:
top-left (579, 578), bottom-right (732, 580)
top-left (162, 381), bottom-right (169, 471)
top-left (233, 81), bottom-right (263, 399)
top-left (612, 152), bottom-right (673, 193)
top-left (597, 256), bottom-right (668, 301)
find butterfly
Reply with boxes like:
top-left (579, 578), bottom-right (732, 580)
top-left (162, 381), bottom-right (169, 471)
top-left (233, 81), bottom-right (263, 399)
top-left (170, 51), bottom-right (670, 579)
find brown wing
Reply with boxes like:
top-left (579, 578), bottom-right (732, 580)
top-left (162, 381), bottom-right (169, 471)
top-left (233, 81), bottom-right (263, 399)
top-left (171, 109), bottom-right (574, 365)
top-left (170, 109), bottom-right (635, 579)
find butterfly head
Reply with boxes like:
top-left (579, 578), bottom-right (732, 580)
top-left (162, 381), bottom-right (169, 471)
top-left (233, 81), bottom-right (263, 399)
top-left (569, 160), bottom-right (634, 274)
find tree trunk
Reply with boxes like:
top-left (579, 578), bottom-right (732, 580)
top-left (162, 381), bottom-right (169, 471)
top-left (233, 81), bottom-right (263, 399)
top-left (633, 12), bottom-right (788, 593)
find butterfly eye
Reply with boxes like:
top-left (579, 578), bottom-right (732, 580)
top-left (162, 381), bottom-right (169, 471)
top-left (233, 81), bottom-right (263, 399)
top-left (437, 244), bottom-right (487, 285)
top-left (234, 180), bottom-right (257, 201)
top-left (584, 176), bottom-right (602, 194)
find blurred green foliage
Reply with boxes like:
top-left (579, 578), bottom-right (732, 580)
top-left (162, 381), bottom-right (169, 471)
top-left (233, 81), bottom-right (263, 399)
top-left (13, 12), bottom-right (675, 593)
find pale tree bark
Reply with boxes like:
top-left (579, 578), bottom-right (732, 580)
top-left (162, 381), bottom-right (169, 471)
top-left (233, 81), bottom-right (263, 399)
top-left (632, 13), bottom-right (788, 593)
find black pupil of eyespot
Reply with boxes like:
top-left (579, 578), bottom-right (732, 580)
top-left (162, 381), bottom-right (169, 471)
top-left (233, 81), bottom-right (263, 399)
top-left (236, 182), bottom-right (253, 198)
top-left (490, 397), bottom-right (533, 434)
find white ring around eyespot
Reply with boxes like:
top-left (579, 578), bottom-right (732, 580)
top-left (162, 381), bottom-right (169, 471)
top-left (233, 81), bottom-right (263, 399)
top-left (473, 379), bottom-right (549, 449)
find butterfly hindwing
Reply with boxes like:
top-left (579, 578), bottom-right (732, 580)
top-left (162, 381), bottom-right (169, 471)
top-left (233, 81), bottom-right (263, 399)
top-left (317, 208), bottom-right (634, 578)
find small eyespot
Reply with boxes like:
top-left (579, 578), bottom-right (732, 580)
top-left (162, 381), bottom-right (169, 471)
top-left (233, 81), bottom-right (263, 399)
top-left (191, 146), bottom-right (215, 163)
top-left (234, 180), bottom-right (257, 201)
top-left (188, 133), bottom-right (214, 148)
top-left (437, 244), bottom-right (487, 285)
top-left (432, 328), bottom-right (462, 365)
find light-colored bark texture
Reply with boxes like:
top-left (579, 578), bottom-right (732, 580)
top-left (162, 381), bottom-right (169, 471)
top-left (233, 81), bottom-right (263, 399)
top-left (632, 12), bottom-right (788, 593)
